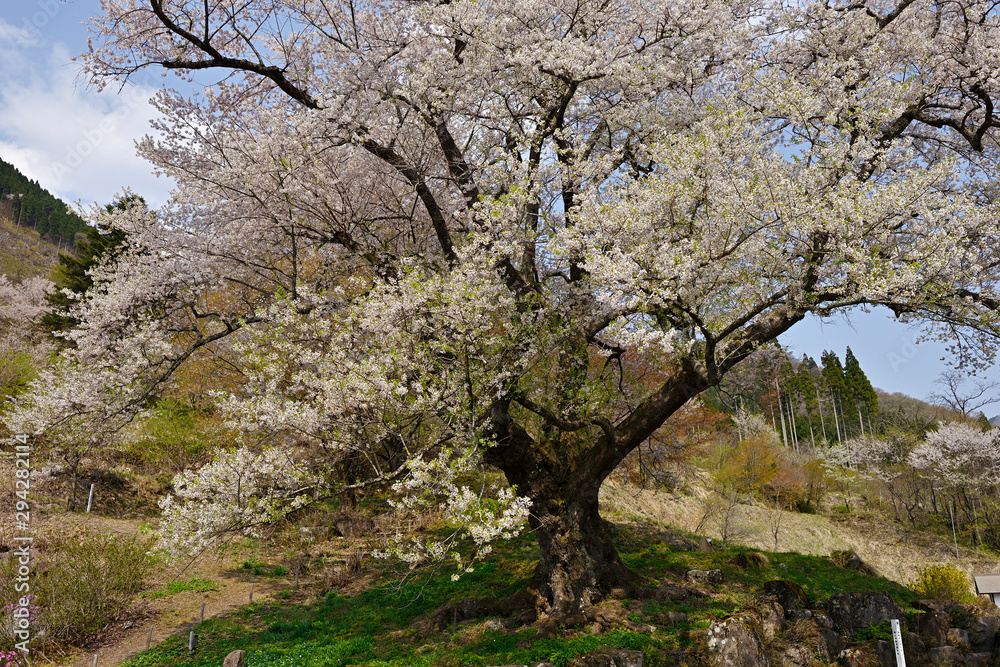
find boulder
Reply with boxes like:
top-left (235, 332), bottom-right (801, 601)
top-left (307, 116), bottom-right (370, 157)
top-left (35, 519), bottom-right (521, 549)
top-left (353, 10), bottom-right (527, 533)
top-left (946, 628), bottom-right (969, 647)
top-left (785, 610), bottom-right (812, 623)
top-left (812, 611), bottom-right (834, 630)
top-left (223, 651), bottom-right (246, 667)
top-left (706, 617), bottom-right (769, 667)
top-left (874, 640), bottom-right (895, 667)
top-left (819, 629), bottom-right (846, 661)
top-left (965, 653), bottom-right (990, 667)
top-left (757, 600), bottom-right (784, 640)
top-left (567, 650), bottom-right (645, 667)
top-left (782, 645), bottom-right (812, 667)
top-left (655, 611), bottom-right (690, 625)
top-left (762, 580), bottom-right (809, 611)
top-left (688, 569), bottom-right (724, 586)
top-left (967, 616), bottom-right (1000, 653)
top-left (926, 646), bottom-right (966, 666)
top-left (836, 648), bottom-right (872, 667)
top-left (903, 632), bottom-right (927, 665)
top-left (913, 611), bottom-right (950, 647)
top-left (826, 592), bottom-right (903, 635)
top-left (659, 584), bottom-right (692, 602)
top-left (838, 551), bottom-right (879, 576)
top-left (732, 553), bottom-right (770, 569)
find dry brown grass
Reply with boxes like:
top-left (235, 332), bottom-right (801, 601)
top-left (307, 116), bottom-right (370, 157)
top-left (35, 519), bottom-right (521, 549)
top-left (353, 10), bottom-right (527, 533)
top-left (598, 479), bottom-right (1000, 590)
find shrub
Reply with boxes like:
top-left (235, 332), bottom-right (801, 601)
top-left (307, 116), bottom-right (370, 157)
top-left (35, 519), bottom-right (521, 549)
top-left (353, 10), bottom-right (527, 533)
top-left (0, 531), bottom-right (156, 650)
top-left (911, 564), bottom-right (974, 603)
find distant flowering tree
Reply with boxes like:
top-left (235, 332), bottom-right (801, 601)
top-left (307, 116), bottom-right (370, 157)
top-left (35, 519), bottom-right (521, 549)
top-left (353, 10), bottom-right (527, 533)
top-left (8, 0), bottom-right (1000, 621)
top-left (910, 422), bottom-right (1000, 490)
top-left (0, 275), bottom-right (53, 406)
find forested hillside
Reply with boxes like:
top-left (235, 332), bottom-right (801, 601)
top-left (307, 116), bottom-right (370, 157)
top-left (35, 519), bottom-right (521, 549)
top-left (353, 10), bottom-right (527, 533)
top-left (0, 157), bottom-right (88, 249)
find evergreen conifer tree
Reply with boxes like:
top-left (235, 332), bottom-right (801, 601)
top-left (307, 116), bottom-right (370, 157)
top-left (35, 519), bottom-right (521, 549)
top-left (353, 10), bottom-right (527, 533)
top-left (843, 346), bottom-right (880, 423)
top-left (42, 196), bottom-right (137, 334)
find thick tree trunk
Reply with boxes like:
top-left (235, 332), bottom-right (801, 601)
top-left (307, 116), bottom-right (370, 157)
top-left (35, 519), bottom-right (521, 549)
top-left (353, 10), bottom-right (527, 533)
top-left (528, 483), bottom-right (634, 620)
top-left (483, 361), bottom-right (716, 622)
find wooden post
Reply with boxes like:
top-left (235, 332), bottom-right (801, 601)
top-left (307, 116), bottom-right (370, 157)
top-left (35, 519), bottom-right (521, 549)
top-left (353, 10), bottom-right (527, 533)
top-left (200, 602), bottom-right (205, 624)
top-left (189, 631), bottom-right (196, 652)
top-left (249, 582), bottom-right (254, 602)
top-left (86, 484), bottom-right (95, 513)
top-left (93, 655), bottom-right (98, 667)
top-left (146, 627), bottom-right (153, 650)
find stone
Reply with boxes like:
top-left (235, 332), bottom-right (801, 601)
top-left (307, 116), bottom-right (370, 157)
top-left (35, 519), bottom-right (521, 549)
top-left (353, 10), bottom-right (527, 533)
top-left (484, 618), bottom-right (505, 630)
top-left (706, 617), bottom-right (769, 667)
top-left (812, 611), bottom-right (833, 630)
top-left (826, 592), bottom-right (904, 635)
top-left (567, 650), bottom-right (645, 667)
top-left (660, 612), bottom-right (690, 625)
top-left (732, 553), bottom-right (770, 569)
top-left (223, 650), bottom-right (247, 667)
top-left (762, 580), bottom-right (809, 611)
top-left (947, 628), bottom-right (969, 647)
top-left (913, 611), bottom-right (950, 647)
top-left (782, 644), bottom-right (812, 667)
top-left (965, 653), bottom-right (990, 667)
top-left (840, 552), bottom-right (879, 576)
top-left (757, 600), bottom-right (784, 640)
top-left (875, 640), bottom-right (895, 667)
top-left (836, 648), bottom-right (871, 667)
top-left (687, 569), bottom-right (724, 585)
top-left (784, 609), bottom-right (812, 623)
top-left (819, 629), bottom-right (845, 662)
top-left (659, 585), bottom-right (691, 602)
top-left (903, 632), bottom-right (927, 665)
top-left (926, 646), bottom-right (966, 666)
top-left (967, 616), bottom-right (1000, 653)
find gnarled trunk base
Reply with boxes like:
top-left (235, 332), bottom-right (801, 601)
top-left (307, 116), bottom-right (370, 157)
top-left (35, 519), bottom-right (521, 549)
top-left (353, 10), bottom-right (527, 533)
top-left (529, 492), bottom-right (642, 623)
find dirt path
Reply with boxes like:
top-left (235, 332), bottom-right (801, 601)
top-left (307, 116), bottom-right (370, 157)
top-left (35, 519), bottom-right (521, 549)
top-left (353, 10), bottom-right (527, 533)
top-left (66, 570), bottom-right (287, 667)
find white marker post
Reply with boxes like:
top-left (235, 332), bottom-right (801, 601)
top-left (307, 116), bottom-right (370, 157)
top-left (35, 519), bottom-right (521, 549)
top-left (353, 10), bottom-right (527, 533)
top-left (86, 484), bottom-right (95, 513)
top-left (891, 619), bottom-right (906, 667)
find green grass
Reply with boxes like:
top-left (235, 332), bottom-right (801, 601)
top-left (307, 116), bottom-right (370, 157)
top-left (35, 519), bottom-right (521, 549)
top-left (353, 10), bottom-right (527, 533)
top-left (144, 577), bottom-right (220, 600)
top-left (242, 560), bottom-right (290, 577)
top-left (123, 528), bottom-right (914, 667)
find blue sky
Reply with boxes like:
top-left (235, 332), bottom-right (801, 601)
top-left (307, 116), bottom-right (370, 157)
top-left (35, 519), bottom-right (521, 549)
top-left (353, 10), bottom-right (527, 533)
top-left (0, 1), bottom-right (172, 207)
top-left (1, 1), bottom-right (997, 407)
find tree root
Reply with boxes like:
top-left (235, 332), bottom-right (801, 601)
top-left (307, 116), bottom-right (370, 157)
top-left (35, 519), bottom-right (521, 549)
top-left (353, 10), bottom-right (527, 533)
top-left (428, 589), bottom-right (536, 630)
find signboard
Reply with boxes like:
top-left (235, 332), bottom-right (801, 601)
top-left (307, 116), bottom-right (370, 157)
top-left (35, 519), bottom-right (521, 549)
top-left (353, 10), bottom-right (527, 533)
top-left (891, 619), bottom-right (906, 667)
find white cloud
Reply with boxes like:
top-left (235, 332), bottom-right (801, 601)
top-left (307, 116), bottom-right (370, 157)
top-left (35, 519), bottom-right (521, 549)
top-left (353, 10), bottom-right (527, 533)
top-left (0, 35), bottom-right (173, 209)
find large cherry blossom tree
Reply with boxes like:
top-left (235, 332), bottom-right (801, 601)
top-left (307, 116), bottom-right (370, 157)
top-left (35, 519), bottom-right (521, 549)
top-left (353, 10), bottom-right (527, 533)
top-left (8, 0), bottom-right (1000, 620)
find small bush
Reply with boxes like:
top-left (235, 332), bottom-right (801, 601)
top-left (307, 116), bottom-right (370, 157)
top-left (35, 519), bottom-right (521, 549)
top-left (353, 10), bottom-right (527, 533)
top-left (0, 531), bottom-right (156, 650)
top-left (911, 565), bottom-right (974, 603)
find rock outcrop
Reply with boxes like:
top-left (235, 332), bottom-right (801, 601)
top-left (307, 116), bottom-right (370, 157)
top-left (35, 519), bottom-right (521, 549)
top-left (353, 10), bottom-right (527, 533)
top-left (707, 616), bottom-right (770, 667)
top-left (826, 592), bottom-right (903, 635)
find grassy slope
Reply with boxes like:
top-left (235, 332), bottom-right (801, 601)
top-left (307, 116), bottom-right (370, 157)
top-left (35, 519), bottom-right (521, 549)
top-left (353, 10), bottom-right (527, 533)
top-left (120, 527), bottom-right (916, 667)
top-left (0, 212), bottom-right (61, 280)
top-left (599, 481), bottom-right (1000, 589)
